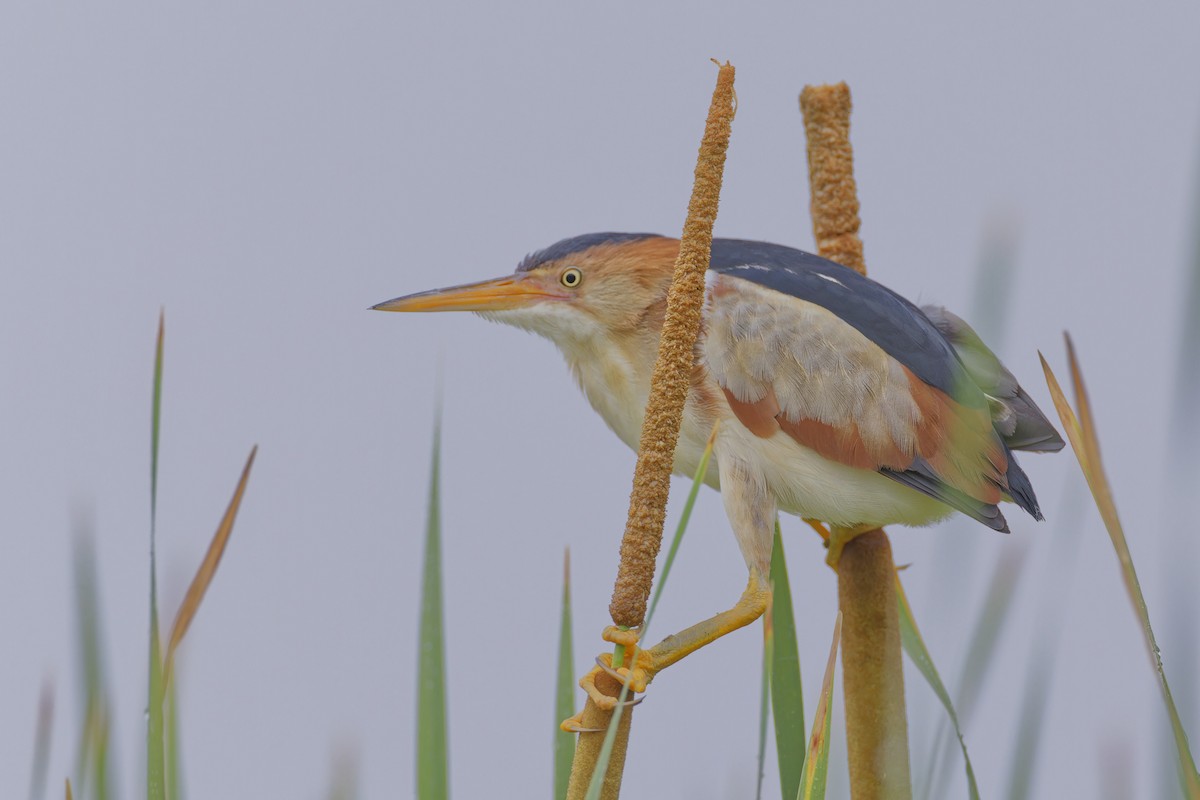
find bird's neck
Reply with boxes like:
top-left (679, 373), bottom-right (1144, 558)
top-left (558, 327), bottom-right (660, 452)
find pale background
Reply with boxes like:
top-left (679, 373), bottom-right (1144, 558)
top-left (2, 2), bottom-right (1198, 798)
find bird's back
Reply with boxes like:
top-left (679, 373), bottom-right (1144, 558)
top-left (697, 237), bottom-right (1062, 531)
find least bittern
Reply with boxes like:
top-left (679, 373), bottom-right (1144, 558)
top-left (374, 233), bottom-right (1062, 713)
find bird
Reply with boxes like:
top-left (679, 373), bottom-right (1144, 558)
top-left (373, 232), bottom-right (1064, 710)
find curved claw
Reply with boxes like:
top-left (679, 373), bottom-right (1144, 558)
top-left (578, 653), bottom-right (653, 711)
top-left (560, 710), bottom-right (605, 734)
top-left (594, 655), bottom-right (650, 695)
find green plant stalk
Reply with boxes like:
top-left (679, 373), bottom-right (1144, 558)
top-left (555, 550), bottom-right (576, 800)
top-left (926, 545), bottom-right (1024, 798)
top-left (72, 530), bottom-right (114, 800)
top-left (147, 312), bottom-right (167, 800)
top-left (573, 426), bottom-right (717, 800)
top-left (574, 675), bottom-right (634, 800)
top-left (416, 420), bottom-right (449, 800)
top-left (799, 612), bottom-right (841, 800)
top-left (324, 750), bottom-right (360, 800)
top-left (1004, 635), bottom-right (1054, 800)
top-left (147, 614), bottom-right (166, 800)
top-left (769, 524), bottom-right (805, 800)
top-left (1042, 343), bottom-right (1200, 797)
top-left (757, 608), bottom-right (773, 800)
top-left (29, 680), bottom-right (53, 800)
top-left (1004, 478), bottom-right (1085, 800)
top-left (643, 422), bottom-right (717, 627)
top-left (895, 575), bottom-right (980, 800)
top-left (166, 679), bottom-right (181, 800)
top-left (1159, 138), bottom-right (1200, 799)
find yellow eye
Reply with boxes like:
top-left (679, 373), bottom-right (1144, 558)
top-left (560, 267), bottom-right (583, 288)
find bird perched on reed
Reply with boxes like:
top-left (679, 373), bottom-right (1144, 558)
top-left (374, 232), bottom-right (1063, 709)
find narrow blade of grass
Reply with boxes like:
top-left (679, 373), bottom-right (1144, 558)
top-left (967, 213), bottom-right (1019, 347)
top-left (91, 707), bottom-right (112, 800)
top-left (148, 312), bottom-right (167, 800)
top-left (71, 529), bottom-right (114, 800)
top-left (1004, 635), bottom-right (1055, 800)
top-left (1041, 341), bottom-right (1200, 797)
top-left (416, 419), bottom-right (449, 800)
top-left (1171, 144), bottom-right (1200, 445)
top-left (148, 613), bottom-right (166, 800)
top-left (555, 549), bottom-right (575, 800)
top-left (953, 546), bottom-right (1026, 723)
top-left (928, 546), bottom-right (1025, 798)
top-left (163, 446), bottom-right (258, 688)
top-left (895, 575), bottom-right (980, 800)
top-left (28, 678), bottom-right (53, 800)
top-left (645, 421), bottom-right (719, 626)
top-left (1005, 478), bottom-right (1086, 800)
top-left (757, 599), bottom-right (773, 800)
top-left (1161, 143), bottom-right (1200, 800)
top-left (798, 611), bottom-right (841, 800)
top-left (165, 681), bottom-right (181, 800)
top-left (152, 310), bottom-right (164, 540)
top-left (585, 423), bottom-right (718, 800)
top-left (582, 681), bottom-right (632, 800)
top-left (770, 523), bottom-right (805, 800)
top-left (325, 748), bottom-right (359, 800)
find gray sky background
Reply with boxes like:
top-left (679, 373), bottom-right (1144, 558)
top-left (3, 2), bottom-right (1198, 798)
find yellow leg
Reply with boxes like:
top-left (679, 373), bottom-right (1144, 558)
top-left (804, 518), bottom-right (831, 543)
top-left (576, 570), bottom-right (771, 711)
top-left (825, 523), bottom-right (879, 570)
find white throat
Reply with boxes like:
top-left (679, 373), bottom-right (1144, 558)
top-left (479, 304), bottom-right (653, 451)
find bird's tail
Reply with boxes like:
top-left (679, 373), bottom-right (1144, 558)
top-left (1004, 448), bottom-right (1043, 521)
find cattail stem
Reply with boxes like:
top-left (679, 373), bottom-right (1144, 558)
top-left (801, 82), bottom-right (912, 800)
top-left (836, 529), bottom-right (911, 798)
top-left (564, 669), bottom-right (635, 800)
top-left (566, 61), bottom-right (736, 800)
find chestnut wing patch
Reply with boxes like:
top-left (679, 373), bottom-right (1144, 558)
top-left (705, 273), bottom-right (1017, 530)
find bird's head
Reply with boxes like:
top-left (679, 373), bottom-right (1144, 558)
top-left (372, 233), bottom-right (681, 349)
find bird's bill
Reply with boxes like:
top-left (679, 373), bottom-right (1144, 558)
top-left (371, 275), bottom-right (562, 313)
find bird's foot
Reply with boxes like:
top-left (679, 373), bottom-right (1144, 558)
top-left (559, 710), bottom-right (603, 734)
top-left (566, 576), bottom-right (770, 724)
top-left (825, 523), bottom-right (880, 570)
top-left (577, 627), bottom-right (658, 712)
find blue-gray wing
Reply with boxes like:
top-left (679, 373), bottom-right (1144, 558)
top-left (705, 239), bottom-right (1049, 527)
top-left (709, 239), bottom-right (979, 404)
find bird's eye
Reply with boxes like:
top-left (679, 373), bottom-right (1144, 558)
top-left (560, 267), bottom-right (583, 288)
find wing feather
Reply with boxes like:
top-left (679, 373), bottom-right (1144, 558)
top-left (704, 265), bottom-right (1038, 527)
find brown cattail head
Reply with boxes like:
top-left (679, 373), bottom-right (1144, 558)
top-left (800, 82), bottom-right (865, 276)
top-left (608, 62), bottom-right (736, 629)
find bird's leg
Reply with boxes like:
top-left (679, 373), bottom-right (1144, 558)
top-left (570, 448), bottom-right (777, 714)
top-left (825, 523), bottom-right (879, 570)
top-left (641, 569), bottom-right (771, 671)
top-left (804, 518), bottom-right (832, 543)
top-left (571, 573), bottom-right (771, 715)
